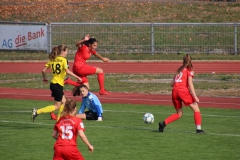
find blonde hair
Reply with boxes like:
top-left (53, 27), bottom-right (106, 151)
top-left (62, 99), bottom-right (76, 116)
top-left (48, 44), bottom-right (68, 60)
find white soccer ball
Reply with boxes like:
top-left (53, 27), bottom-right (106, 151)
top-left (143, 113), bottom-right (154, 124)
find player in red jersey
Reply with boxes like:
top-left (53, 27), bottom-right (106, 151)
top-left (65, 34), bottom-right (110, 95)
top-left (52, 99), bottom-right (94, 160)
top-left (158, 54), bottom-right (204, 134)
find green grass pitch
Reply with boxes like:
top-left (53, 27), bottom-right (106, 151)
top-left (0, 99), bottom-right (240, 160)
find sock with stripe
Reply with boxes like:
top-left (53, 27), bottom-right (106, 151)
top-left (194, 112), bottom-right (202, 130)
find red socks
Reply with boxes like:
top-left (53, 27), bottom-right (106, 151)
top-left (98, 73), bottom-right (105, 91)
top-left (194, 112), bottom-right (202, 125)
top-left (65, 78), bottom-right (81, 87)
top-left (164, 113), bottom-right (180, 125)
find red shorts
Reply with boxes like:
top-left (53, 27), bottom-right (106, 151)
top-left (73, 65), bottom-right (97, 83)
top-left (172, 88), bottom-right (195, 110)
top-left (53, 145), bottom-right (84, 160)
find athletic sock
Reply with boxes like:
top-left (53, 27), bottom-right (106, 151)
top-left (164, 113), bottom-right (180, 125)
top-left (66, 78), bottom-right (81, 87)
top-left (57, 105), bottom-right (64, 120)
top-left (37, 105), bottom-right (55, 114)
top-left (97, 73), bottom-right (105, 91)
top-left (194, 112), bottom-right (202, 130)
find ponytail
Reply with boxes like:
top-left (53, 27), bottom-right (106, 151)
top-left (48, 44), bottom-right (68, 60)
top-left (48, 46), bottom-right (59, 60)
top-left (62, 99), bottom-right (76, 116)
top-left (83, 38), bottom-right (98, 47)
top-left (176, 54), bottom-right (193, 74)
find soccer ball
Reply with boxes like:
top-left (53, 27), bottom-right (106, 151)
top-left (143, 113), bottom-right (154, 124)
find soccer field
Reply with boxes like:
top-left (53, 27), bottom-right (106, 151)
top-left (0, 99), bottom-right (240, 160)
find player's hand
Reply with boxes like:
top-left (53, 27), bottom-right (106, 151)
top-left (102, 58), bottom-right (110, 62)
top-left (195, 96), bottom-right (200, 103)
top-left (84, 34), bottom-right (90, 41)
top-left (88, 145), bottom-right (94, 152)
top-left (76, 77), bottom-right (82, 83)
top-left (43, 79), bottom-right (48, 84)
top-left (96, 117), bottom-right (102, 121)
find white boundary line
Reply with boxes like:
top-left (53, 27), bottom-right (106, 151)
top-left (0, 109), bottom-right (240, 118)
top-left (1, 120), bottom-right (240, 137)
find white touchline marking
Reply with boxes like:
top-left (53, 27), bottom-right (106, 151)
top-left (103, 110), bottom-right (240, 118)
top-left (0, 109), bottom-right (240, 118)
top-left (1, 120), bottom-right (240, 137)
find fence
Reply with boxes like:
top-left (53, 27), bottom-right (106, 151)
top-left (49, 23), bottom-right (240, 55)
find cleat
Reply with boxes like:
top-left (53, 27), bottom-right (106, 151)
top-left (50, 112), bottom-right (57, 120)
top-left (196, 130), bottom-right (205, 134)
top-left (31, 108), bottom-right (38, 122)
top-left (99, 90), bottom-right (110, 95)
top-left (159, 121), bottom-right (166, 132)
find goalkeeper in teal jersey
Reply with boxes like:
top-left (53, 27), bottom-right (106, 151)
top-left (73, 85), bottom-right (103, 121)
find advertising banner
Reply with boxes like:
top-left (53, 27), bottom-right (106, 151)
top-left (0, 24), bottom-right (47, 51)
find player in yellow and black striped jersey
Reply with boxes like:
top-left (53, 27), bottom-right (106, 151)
top-left (31, 45), bottom-right (82, 122)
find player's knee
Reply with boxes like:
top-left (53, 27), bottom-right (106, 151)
top-left (96, 68), bottom-right (103, 73)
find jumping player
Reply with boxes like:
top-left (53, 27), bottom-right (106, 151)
top-left (158, 54), bottom-right (205, 134)
top-left (52, 99), bottom-right (94, 160)
top-left (73, 85), bottom-right (103, 121)
top-left (31, 45), bottom-right (82, 122)
top-left (65, 34), bottom-right (110, 95)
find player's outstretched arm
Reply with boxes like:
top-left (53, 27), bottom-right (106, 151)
top-left (75, 34), bottom-right (91, 48)
top-left (42, 66), bottom-right (48, 82)
top-left (66, 68), bottom-right (82, 82)
top-left (188, 76), bottom-right (199, 103)
top-left (78, 130), bottom-right (94, 152)
top-left (94, 53), bottom-right (110, 62)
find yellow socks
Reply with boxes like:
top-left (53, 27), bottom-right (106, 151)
top-left (57, 105), bottom-right (64, 120)
top-left (37, 105), bottom-right (55, 114)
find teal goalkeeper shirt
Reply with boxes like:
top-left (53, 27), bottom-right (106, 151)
top-left (78, 92), bottom-right (103, 117)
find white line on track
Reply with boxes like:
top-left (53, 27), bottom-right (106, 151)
top-left (1, 92), bottom-right (240, 106)
top-left (0, 109), bottom-right (240, 118)
top-left (1, 120), bottom-right (240, 137)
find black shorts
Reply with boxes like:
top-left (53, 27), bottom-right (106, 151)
top-left (50, 83), bottom-right (64, 102)
top-left (85, 111), bottom-right (98, 120)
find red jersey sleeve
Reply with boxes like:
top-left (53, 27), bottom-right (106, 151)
top-left (76, 118), bottom-right (85, 131)
top-left (91, 49), bottom-right (96, 55)
top-left (187, 70), bottom-right (194, 78)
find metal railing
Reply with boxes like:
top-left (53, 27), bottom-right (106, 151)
top-left (49, 23), bottom-right (240, 55)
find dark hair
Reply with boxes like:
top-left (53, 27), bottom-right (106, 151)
top-left (176, 54), bottom-right (193, 74)
top-left (72, 84), bottom-right (89, 97)
top-left (48, 44), bottom-right (68, 60)
top-left (83, 38), bottom-right (98, 47)
top-left (62, 99), bottom-right (76, 116)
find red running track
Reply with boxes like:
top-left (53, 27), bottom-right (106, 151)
top-left (0, 61), bottom-right (240, 109)
top-left (0, 87), bottom-right (239, 109)
top-left (1, 61), bottom-right (240, 74)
